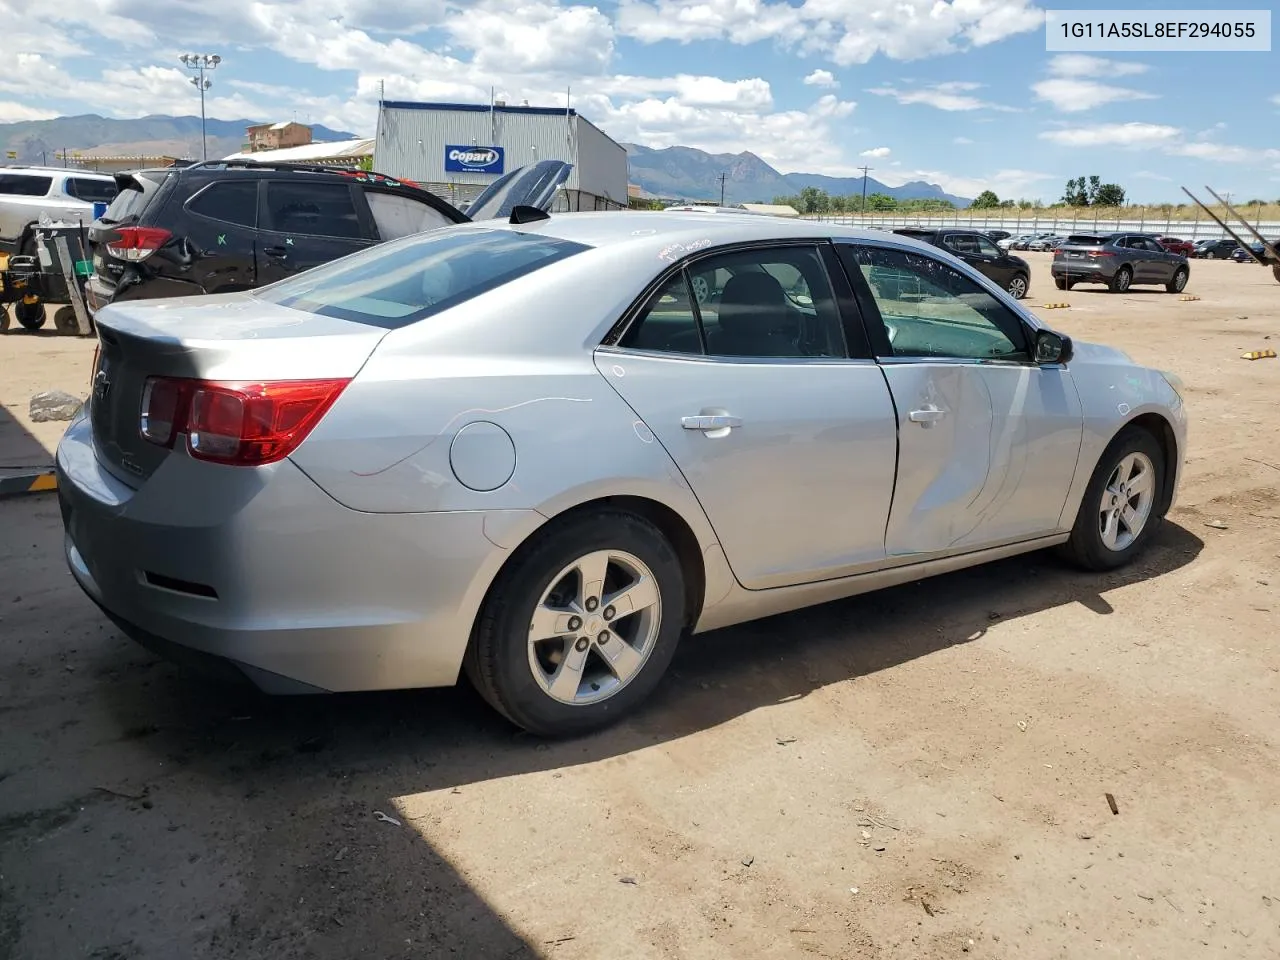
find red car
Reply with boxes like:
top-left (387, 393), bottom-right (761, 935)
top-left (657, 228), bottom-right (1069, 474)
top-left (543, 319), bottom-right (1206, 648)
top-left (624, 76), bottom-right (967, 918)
top-left (1157, 236), bottom-right (1195, 256)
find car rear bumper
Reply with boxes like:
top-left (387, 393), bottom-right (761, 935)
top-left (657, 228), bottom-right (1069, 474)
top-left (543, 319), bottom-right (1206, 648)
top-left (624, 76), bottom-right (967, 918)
top-left (1051, 261), bottom-right (1113, 280)
top-left (56, 414), bottom-right (524, 694)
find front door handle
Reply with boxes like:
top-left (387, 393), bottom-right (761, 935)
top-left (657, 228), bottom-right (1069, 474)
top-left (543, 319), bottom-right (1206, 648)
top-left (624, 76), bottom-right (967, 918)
top-left (681, 414), bottom-right (742, 431)
top-left (263, 245), bottom-right (288, 259)
top-left (908, 406), bottom-right (947, 425)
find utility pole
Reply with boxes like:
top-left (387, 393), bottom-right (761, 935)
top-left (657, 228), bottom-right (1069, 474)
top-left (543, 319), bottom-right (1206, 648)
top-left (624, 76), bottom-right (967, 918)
top-left (858, 165), bottom-right (873, 213)
top-left (718, 172), bottom-right (727, 206)
top-left (179, 53), bottom-right (222, 161)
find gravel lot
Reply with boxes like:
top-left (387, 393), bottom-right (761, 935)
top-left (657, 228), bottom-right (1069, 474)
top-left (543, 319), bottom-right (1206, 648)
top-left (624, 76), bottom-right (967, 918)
top-left (1, 253), bottom-right (1278, 959)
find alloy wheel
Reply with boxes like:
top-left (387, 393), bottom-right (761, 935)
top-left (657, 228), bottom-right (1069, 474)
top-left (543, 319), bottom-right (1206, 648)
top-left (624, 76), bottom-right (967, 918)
top-left (527, 550), bottom-right (662, 706)
top-left (1098, 452), bottom-right (1156, 552)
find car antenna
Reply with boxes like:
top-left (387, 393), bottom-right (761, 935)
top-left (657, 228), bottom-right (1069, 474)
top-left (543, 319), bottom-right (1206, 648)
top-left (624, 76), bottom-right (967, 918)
top-left (510, 205), bottom-right (550, 224)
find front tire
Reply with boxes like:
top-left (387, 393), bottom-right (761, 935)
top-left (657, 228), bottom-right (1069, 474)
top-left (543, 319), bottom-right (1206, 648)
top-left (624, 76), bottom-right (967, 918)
top-left (1062, 427), bottom-right (1164, 571)
top-left (1166, 266), bottom-right (1189, 293)
top-left (465, 510), bottom-right (686, 737)
top-left (1006, 273), bottom-right (1028, 299)
top-left (1108, 266), bottom-right (1132, 293)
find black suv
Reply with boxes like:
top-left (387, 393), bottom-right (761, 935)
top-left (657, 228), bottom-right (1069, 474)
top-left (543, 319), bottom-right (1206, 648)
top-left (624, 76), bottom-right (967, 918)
top-left (84, 159), bottom-right (569, 314)
top-left (891, 228), bottom-right (1031, 298)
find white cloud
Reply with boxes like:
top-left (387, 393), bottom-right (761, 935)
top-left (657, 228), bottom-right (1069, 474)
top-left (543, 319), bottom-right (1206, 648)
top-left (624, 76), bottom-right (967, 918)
top-left (1039, 122), bottom-right (1180, 148)
top-left (1040, 123), bottom-right (1280, 166)
top-left (0, 100), bottom-right (59, 122)
top-left (1167, 142), bottom-right (1280, 164)
top-left (1270, 93), bottom-right (1280, 106)
top-left (803, 69), bottom-right (839, 88)
top-left (875, 167), bottom-right (1055, 201)
top-left (1046, 54), bottom-right (1148, 78)
top-left (1032, 78), bottom-right (1157, 112)
top-left (1133, 170), bottom-right (1174, 182)
top-left (868, 80), bottom-right (1016, 112)
top-left (953, 136), bottom-right (974, 144)
top-left (615, 0), bottom-right (1042, 64)
top-left (860, 146), bottom-right (891, 158)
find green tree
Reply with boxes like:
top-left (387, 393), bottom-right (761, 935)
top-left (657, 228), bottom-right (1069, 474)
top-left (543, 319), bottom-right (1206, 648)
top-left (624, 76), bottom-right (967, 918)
top-left (1061, 177), bottom-right (1089, 207)
top-left (1093, 183), bottom-right (1126, 206)
top-left (867, 192), bottom-right (897, 211)
top-left (970, 189), bottom-right (1001, 209)
top-left (797, 186), bottom-right (831, 214)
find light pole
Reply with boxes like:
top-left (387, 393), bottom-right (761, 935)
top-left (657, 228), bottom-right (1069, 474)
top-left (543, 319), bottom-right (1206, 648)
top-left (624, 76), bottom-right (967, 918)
top-left (858, 165), bottom-right (873, 213)
top-left (179, 53), bottom-right (221, 161)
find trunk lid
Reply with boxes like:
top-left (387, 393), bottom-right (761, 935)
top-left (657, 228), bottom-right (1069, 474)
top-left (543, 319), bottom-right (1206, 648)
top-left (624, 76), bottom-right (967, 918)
top-left (464, 160), bottom-right (572, 221)
top-left (88, 171), bottom-right (172, 291)
top-left (89, 293), bottom-right (386, 487)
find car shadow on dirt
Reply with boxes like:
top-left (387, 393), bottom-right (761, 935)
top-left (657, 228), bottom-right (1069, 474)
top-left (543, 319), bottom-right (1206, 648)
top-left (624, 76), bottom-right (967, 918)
top-left (74, 522), bottom-right (1203, 957)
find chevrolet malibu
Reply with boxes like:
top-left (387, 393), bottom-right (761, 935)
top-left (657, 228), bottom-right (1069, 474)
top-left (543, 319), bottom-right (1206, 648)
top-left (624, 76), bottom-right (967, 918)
top-left (58, 213), bottom-right (1187, 736)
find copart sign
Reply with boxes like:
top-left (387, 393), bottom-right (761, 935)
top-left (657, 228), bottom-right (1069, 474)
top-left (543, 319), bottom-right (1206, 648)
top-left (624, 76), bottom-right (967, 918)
top-left (445, 145), bottom-right (505, 174)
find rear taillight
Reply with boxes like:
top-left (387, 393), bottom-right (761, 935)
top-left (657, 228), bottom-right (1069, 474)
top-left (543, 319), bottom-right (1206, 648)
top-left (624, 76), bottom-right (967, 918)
top-left (1088, 250), bottom-right (1115, 258)
top-left (105, 226), bottom-right (172, 261)
top-left (139, 377), bottom-right (350, 465)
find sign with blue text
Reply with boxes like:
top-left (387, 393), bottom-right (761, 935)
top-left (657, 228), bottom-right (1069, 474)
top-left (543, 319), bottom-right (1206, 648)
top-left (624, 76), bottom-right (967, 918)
top-left (445, 145), bottom-right (505, 174)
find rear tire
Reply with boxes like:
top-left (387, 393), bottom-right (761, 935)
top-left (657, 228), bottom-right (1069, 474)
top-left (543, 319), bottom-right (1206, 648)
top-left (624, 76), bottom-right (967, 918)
top-left (1166, 266), bottom-right (1189, 293)
top-left (465, 510), bottom-right (686, 737)
top-left (53, 306), bottom-right (80, 334)
top-left (1108, 266), bottom-right (1132, 293)
top-left (1054, 277), bottom-right (1067, 290)
top-left (14, 299), bottom-right (45, 330)
top-left (1061, 427), bottom-right (1165, 572)
top-left (0, 304), bottom-right (9, 333)
top-left (1272, 263), bottom-right (1280, 284)
top-left (1006, 273), bottom-right (1028, 299)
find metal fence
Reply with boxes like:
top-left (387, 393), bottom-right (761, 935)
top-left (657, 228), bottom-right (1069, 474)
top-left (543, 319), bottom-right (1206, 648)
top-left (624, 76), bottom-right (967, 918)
top-left (814, 212), bottom-right (1280, 242)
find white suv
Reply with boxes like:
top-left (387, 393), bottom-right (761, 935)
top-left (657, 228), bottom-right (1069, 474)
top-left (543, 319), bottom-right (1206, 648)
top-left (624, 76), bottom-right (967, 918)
top-left (0, 167), bottom-right (117, 254)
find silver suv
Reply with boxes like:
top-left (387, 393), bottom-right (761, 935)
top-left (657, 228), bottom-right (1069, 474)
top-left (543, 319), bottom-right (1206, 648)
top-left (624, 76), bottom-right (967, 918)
top-left (0, 167), bottom-right (117, 254)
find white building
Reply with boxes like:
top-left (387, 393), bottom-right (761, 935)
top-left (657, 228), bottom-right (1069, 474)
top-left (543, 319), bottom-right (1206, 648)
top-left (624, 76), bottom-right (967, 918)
top-left (373, 101), bottom-right (628, 213)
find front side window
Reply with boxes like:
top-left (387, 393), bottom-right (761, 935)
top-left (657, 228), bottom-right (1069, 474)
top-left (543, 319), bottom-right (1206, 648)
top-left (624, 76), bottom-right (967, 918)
top-left (365, 191), bottom-right (455, 240)
top-left (264, 181), bottom-right (362, 239)
top-left (975, 236), bottom-right (1002, 258)
top-left (849, 245), bottom-right (1029, 361)
top-left (255, 227), bottom-right (589, 329)
top-left (67, 178), bottom-right (118, 203)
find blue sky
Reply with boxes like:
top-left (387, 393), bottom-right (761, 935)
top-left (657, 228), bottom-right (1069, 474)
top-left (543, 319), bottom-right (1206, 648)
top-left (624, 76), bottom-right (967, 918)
top-left (3, 0), bottom-right (1277, 201)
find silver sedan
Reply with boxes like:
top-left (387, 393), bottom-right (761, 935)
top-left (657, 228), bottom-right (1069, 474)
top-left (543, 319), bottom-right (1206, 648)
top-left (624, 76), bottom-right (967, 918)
top-left (57, 213), bottom-right (1187, 736)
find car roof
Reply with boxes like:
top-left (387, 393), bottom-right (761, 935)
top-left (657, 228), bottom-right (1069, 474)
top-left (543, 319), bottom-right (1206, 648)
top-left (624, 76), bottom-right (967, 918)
top-left (0, 166), bottom-right (112, 179)
top-left (479, 210), bottom-right (939, 255)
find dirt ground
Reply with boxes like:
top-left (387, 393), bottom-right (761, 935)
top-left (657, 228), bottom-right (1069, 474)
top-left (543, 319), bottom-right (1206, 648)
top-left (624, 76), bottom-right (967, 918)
top-left (1, 255), bottom-right (1278, 960)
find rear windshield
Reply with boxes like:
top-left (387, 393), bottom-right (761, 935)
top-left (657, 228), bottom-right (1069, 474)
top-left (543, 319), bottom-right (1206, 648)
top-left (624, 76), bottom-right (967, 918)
top-left (255, 227), bottom-right (591, 329)
top-left (0, 174), bottom-right (52, 197)
top-left (100, 173), bottom-right (165, 224)
top-left (1065, 234), bottom-right (1107, 245)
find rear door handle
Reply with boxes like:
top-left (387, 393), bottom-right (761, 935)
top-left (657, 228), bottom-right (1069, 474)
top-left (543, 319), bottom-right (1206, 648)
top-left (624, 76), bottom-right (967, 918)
top-left (681, 415), bottom-right (742, 431)
top-left (909, 406), bottom-right (947, 424)
top-left (263, 245), bottom-right (288, 259)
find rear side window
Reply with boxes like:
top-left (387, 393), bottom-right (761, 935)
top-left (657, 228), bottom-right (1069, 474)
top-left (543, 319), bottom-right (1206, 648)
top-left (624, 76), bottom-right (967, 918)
top-left (0, 174), bottom-right (52, 197)
top-left (255, 227), bottom-right (590, 329)
top-left (365, 191), bottom-right (455, 240)
top-left (66, 178), bottom-right (118, 204)
top-left (187, 181), bottom-right (258, 227)
top-left (1066, 235), bottom-right (1106, 245)
top-left (264, 181), bottom-right (361, 239)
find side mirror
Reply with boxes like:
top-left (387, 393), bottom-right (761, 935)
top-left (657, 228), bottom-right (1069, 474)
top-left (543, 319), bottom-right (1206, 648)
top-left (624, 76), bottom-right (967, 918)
top-left (1034, 329), bottom-right (1073, 365)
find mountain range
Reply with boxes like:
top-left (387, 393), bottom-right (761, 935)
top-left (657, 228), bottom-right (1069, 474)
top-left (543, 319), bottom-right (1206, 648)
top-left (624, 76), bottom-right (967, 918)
top-left (0, 113), bottom-right (969, 206)
top-left (0, 115), bottom-right (359, 166)
top-left (623, 143), bottom-right (971, 207)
